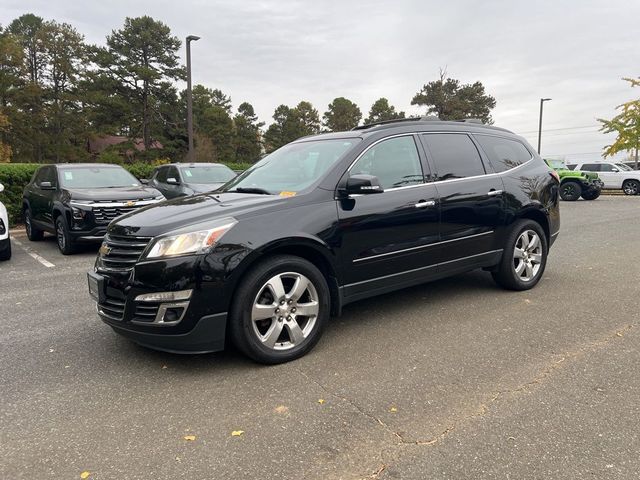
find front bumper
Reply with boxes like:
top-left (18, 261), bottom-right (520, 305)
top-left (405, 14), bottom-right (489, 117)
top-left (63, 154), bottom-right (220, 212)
top-left (109, 312), bottom-right (227, 354)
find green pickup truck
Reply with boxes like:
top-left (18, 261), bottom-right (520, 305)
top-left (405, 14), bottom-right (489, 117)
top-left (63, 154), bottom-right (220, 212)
top-left (545, 159), bottom-right (603, 201)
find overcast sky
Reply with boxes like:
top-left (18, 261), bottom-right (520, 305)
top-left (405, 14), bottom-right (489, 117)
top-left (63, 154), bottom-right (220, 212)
top-left (3, 0), bottom-right (639, 161)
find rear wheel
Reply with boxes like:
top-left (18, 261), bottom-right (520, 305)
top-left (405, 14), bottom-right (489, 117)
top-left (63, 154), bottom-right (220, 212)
top-left (622, 180), bottom-right (639, 195)
top-left (492, 220), bottom-right (548, 291)
top-left (581, 189), bottom-right (600, 200)
top-left (559, 181), bottom-right (582, 201)
top-left (24, 208), bottom-right (44, 241)
top-left (229, 255), bottom-right (329, 364)
top-left (55, 216), bottom-right (77, 255)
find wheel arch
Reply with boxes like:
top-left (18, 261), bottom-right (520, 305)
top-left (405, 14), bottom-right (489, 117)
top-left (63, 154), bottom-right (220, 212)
top-left (227, 236), bottom-right (342, 317)
top-left (517, 207), bottom-right (550, 244)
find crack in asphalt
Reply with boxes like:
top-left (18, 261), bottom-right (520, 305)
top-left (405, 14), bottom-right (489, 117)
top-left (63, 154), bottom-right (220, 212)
top-left (298, 323), bottom-right (635, 479)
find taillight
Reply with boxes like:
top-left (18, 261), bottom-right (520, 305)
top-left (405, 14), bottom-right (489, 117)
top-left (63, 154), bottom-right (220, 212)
top-left (549, 170), bottom-right (560, 182)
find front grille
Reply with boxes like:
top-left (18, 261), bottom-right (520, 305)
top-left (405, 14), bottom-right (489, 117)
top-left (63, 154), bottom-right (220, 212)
top-left (98, 234), bottom-right (151, 272)
top-left (133, 302), bottom-right (160, 322)
top-left (98, 290), bottom-right (126, 321)
top-left (93, 205), bottom-right (141, 224)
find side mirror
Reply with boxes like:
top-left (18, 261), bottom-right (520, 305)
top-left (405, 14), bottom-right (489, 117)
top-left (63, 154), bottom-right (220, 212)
top-left (40, 181), bottom-right (56, 190)
top-left (0, 183), bottom-right (4, 193)
top-left (139, 178), bottom-right (149, 185)
top-left (344, 174), bottom-right (383, 195)
top-left (167, 177), bottom-right (179, 185)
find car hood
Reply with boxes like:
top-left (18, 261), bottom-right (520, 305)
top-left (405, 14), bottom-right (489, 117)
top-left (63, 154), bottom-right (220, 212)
top-left (64, 186), bottom-right (162, 202)
top-left (109, 192), bottom-right (287, 237)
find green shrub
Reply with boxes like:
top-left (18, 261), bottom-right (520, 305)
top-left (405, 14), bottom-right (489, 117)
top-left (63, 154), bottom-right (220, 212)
top-left (0, 163), bottom-right (39, 226)
top-left (0, 160), bottom-right (252, 227)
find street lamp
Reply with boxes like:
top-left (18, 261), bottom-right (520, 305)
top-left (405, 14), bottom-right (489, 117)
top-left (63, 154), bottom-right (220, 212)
top-left (537, 97), bottom-right (552, 154)
top-left (186, 35), bottom-right (201, 163)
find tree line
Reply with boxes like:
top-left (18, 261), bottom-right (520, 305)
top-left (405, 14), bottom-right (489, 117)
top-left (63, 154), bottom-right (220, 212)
top-left (0, 14), bottom-right (497, 165)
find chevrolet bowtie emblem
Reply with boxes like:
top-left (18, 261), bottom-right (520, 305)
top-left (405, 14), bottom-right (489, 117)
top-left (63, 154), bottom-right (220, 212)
top-left (99, 244), bottom-right (111, 256)
top-left (125, 200), bottom-right (136, 207)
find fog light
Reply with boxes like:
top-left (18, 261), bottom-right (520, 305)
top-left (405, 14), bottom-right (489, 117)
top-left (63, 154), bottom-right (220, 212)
top-left (163, 307), bottom-right (185, 323)
top-left (135, 289), bottom-right (192, 303)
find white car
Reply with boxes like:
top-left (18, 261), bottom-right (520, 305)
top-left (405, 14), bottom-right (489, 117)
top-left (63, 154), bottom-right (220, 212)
top-left (568, 161), bottom-right (640, 195)
top-left (0, 182), bottom-right (11, 261)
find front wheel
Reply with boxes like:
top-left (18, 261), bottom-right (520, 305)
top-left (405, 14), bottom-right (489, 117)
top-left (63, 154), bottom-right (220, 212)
top-left (492, 220), bottom-right (548, 291)
top-left (559, 181), bottom-right (582, 201)
top-left (55, 216), bottom-right (77, 255)
top-left (581, 189), bottom-right (600, 200)
top-left (0, 237), bottom-right (11, 261)
top-left (622, 180), bottom-right (640, 195)
top-left (229, 255), bottom-right (330, 364)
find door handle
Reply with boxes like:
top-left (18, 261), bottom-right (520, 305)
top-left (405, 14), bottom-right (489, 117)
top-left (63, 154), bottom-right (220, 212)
top-left (415, 200), bottom-right (436, 208)
top-left (487, 190), bottom-right (503, 197)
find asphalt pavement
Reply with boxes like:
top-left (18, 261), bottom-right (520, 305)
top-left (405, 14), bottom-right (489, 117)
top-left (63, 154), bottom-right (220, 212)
top-left (1, 196), bottom-right (639, 479)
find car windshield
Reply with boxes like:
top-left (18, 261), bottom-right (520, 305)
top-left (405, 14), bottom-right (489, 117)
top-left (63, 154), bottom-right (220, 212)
top-left (180, 165), bottom-right (236, 184)
top-left (222, 138), bottom-right (359, 195)
top-left (615, 163), bottom-right (633, 171)
top-left (546, 159), bottom-right (566, 169)
top-left (59, 167), bottom-right (140, 189)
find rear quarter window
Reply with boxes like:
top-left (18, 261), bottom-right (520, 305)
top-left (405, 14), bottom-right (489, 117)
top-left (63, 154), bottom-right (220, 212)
top-left (474, 135), bottom-right (532, 173)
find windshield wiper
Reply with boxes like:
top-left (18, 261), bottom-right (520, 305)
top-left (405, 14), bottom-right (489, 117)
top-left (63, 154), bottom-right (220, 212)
top-left (228, 187), bottom-right (272, 195)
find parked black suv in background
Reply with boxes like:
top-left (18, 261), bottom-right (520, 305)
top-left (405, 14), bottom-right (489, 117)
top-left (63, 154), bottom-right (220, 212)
top-left (23, 164), bottom-right (163, 254)
top-left (88, 118), bottom-right (560, 364)
top-left (147, 162), bottom-right (237, 199)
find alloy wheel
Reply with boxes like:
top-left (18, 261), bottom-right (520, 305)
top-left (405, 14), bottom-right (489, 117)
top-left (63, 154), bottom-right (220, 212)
top-left (251, 272), bottom-right (319, 351)
top-left (25, 213), bottom-right (32, 237)
top-left (513, 230), bottom-right (543, 282)
top-left (56, 221), bottom-right (66, 250)
top-left (623, 181), bottom-right (639, 195)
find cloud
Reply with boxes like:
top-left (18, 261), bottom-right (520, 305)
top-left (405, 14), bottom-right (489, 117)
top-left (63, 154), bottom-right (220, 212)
top-left (3, 0), bottom-right (638, 160)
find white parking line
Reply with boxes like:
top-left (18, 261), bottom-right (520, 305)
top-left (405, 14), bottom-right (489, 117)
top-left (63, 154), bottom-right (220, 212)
top-left (11, 238), bottom-right (56, 268)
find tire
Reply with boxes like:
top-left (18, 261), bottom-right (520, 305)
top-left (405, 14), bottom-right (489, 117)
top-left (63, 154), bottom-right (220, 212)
top-left (491, 219), bottom-right (548, 291)
top-left (24, 208), bottom-right (44, 241)
top-left (581, 189), bottom-right (600, 200)
top-left (55, 216), bottom-right (77, 255)
top-left (0, 237), bottom-right (11, 261)
top-left (229, 255), bottom-right (330, 364)
top-left (559, 181), bottom-right (582, 201)
top-left (622, 180), bottom-right (640, 196)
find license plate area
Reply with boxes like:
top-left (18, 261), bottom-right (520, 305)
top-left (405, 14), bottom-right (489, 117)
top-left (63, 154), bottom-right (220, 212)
top-left (87, 271), bottom-right (106, 303)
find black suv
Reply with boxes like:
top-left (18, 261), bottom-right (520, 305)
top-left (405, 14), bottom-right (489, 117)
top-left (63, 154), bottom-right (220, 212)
top-left (147, 162), bottom-right (237, 199)
top-left (23, 164), bottom-right (163, 254)
top-left (88, 119), bottom-right (560, 364)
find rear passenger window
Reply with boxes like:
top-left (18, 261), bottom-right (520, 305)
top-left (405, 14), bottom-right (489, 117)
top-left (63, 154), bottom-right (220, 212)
top-left (421, 133), bottom-right (485, 180)
top-left (581, 164), bottom-right (600, 171)
top-left (350, 136), bottom-right (424, 190)
top-left (474, 135), bottom-right (532, 173)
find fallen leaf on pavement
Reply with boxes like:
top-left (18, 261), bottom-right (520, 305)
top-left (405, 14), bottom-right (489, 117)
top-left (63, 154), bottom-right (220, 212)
top-left (80, 472), bottom-right (90, 479)
top-left (274, 405), bottom-right (288, 414)
top-left (231, 430), bottom-right (244, 436)
top-left (183, 435), bottom-right (196, 441)
top-left (318, 399), bottom-right (325, 405)
top-left (389, 406), bottom-right (398, 413)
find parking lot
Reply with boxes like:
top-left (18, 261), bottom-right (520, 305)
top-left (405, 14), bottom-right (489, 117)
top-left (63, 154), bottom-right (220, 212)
top-left (1, 196), bottom-right (639, 479)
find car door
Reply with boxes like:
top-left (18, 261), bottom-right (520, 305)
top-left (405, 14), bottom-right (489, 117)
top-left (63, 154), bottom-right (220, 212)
top-left (30, 166), bottom-right (57, 228)
top-left (597, 163), bottom-right (623, 188)
top-left (150, 166), bottom-right (170, 198)
top-left (336, 135), bottom-right (440, 299)
top-left (420, 132), bottom-right (505, 266)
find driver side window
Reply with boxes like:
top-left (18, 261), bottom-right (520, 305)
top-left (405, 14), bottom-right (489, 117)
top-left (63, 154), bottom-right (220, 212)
top-left (350, 136), bottom-right (424, 190)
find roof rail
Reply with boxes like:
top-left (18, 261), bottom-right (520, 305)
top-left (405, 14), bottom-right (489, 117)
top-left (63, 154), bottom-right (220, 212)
top-left (352, 116), bottom-right (440, 131)
top-left (454, 118), bottom-right (484, 124)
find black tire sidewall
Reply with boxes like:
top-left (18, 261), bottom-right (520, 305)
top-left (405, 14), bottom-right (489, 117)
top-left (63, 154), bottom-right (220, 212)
top-left (0, 237), bottom-right (10, 261)
top-left (230, 255), bottom-right (330, 364)
top-left (493, 220), bottom-right (548, 291)
top-left (560, 181), bottom-right (581, 201)
top-left (25, 209), bottom-right (43, 241)
top-left (55, 216), bottom-right (75, 254)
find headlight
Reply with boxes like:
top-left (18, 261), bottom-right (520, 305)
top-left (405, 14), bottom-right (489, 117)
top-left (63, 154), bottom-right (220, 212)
top-left (143, 218), bottom-right (237, 259)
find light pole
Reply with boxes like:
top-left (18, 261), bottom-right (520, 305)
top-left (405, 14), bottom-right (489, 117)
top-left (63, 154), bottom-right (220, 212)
top-left (186, 35), bottom-right (200, 163)
top-left (537, 97), bottom-right (552, 154)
